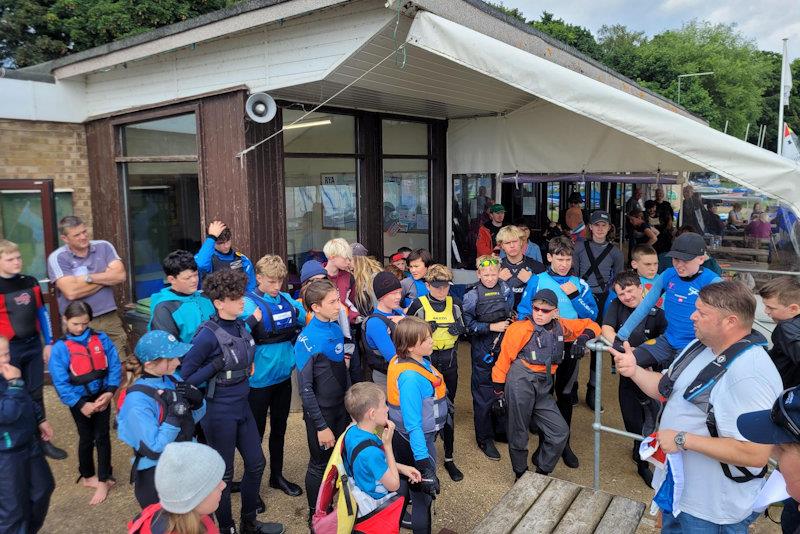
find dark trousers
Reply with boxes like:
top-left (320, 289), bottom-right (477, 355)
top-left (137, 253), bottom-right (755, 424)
top-left (392, 432), bottom-right (435, 534)
top-left (133, 466), bottom-right (158, 509)
top-left (781, 497), bottom-right (800, 534)
top-left (430, 348), bottom-right (458, 459)
top-left (248, 377), bottom-right (292, 478)
top-left (202, 397), bottom-right (266, 529)
top-left (68, 402), bottom-right (113, 481)
top-left (618, 376), bottom-right (659, 446)
top-left (10, 336), bottom-right (45, 419)
top-left (303, 405), bottom-right (349, 513)
top-left (470, 341), bottom-right (496, 445)
top-left (0, 444), bottom-right (55, 534)
top-left (587, 292), bottom-right (608, 389)
top-left (554, 344), bottom-right (577, 431)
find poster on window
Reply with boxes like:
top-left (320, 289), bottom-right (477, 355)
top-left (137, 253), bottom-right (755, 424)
top-left (383, 172), bottom-right (429, 234)
top-left (321, 173), bottom-right (357, 230)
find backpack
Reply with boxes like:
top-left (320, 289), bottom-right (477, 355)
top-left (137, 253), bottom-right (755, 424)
top-left (312, 426), bottom-right (405, 534)
top-left (128, 503), bottom-right (219, 534)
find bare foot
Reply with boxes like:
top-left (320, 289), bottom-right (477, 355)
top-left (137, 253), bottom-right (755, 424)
top-left (89, 479), bottom-right (115, 505)
top-left (80, 476), bottom-right (99, 489)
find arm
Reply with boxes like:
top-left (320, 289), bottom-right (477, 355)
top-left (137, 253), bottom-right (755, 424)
top-left (617, 273), bottom-right (665, 341)
top-left (194, 236), bottom-right (217, 275)
top-left (36, 302), bottom-right (53, 346)
top-left (0, 383), bottom-right (25, 424)
top-left (242, 256), bottom-right (257, 292)
top-left (47, 343), bottom-right (84, 408)
top-left (120, 393), bottom-right (181, 454)
top-left (397, 372), bottom-right (430, 461)
top-left (287, 294), bottom-right (307, 325)
top-left (99, 333), bottom-right (122, 392)
top-left (601, 325), bottom-right (617, 343)
top-left (365, 318), bottom-right (398, 362)
top-left (54, 276), bottom-right (103, 301)
top-left (643, 227), bottom-right (658, 245)
top-left (90, 259), bottom-right (126, 286)
top-left (608, 342), bottom-right (663, 399)
top-left (462, 290), bottom-right (490, 335)
top-left (491, 323), bottom-right (528, 384)
top-left (664, 433), bottom-right (771, 468)
top-left (571, 280), bottom-right (598, 319)
top-left (150, 303), bottom-right (180, 338)
top-left (612, 249), bottom-right (625, 281)
top-left (179, 330), bottom-right (221, 386)
top-left (294, 341), bottom-right (327, 431)
top-left (516, 274), bottom-right (539, 320)
top-left (560, 317), bottom-right (601, 341)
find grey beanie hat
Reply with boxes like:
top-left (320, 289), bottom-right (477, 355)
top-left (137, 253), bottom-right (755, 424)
top-left (155, 442), bottom-right (225, 513)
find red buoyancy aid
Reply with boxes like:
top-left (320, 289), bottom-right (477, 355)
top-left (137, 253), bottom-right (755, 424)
top-left (128, 503), bottom-right (219, 534)
top-left (65, 333), bottom-right (108, 385)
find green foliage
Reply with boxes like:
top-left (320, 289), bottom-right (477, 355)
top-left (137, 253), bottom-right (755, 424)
top-left (0, 0), bottom-right (70, 67)
top-left (486, 2), bottom-right (526, 24)
top-left (530, 11), bottom-right (603, 62)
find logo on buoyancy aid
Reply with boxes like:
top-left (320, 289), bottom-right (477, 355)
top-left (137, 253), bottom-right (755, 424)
top-left (13, 292), bottom-right (31, 306)
top-left (335, 343), bottom-right (344, 354)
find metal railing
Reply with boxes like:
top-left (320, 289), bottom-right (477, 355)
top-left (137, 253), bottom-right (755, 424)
top-left (587, 339), bottom-right (645, 491)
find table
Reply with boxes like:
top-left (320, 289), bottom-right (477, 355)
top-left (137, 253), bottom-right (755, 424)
top-left (711, 246), bottom-right (770, 262)
top-left (472, 472), bottom-right (646, 534)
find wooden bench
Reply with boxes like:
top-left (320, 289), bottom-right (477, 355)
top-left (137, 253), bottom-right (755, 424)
top-left (711, 246), bottom-right (770, 262)
top-left (472, 473), bottom-right (646, 534)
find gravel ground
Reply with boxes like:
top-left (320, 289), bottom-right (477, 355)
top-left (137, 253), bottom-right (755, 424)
top-left (38, 343), bottom-right (781, 533)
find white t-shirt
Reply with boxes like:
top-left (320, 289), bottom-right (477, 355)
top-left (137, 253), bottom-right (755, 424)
top-left (654, 342), bottom-right (783, 524)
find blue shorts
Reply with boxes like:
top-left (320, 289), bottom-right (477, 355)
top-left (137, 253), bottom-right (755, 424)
top-left (634, 335), bottom-right (678, 369)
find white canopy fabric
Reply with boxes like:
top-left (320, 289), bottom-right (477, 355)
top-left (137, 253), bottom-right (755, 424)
top-left (406, 11), bottom-right (800, 216)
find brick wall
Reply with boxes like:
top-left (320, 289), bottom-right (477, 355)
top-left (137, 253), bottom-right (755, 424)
top-left (0, 119), bottom-right (93, 232)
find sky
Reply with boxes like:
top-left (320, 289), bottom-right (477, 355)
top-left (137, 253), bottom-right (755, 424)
top-left (501, 0), bottom-right (800, 62)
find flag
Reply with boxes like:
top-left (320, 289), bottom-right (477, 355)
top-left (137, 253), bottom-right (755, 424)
top-left (783, 123), bottom-right (800, 163)
top-left (781, 42), bottom-right (793, 107)
top-left (640, 434), bottom-right (685, 517)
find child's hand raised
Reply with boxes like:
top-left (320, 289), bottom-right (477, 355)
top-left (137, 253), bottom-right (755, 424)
top-left (399, 464), bottom-right (422, 483)
top-left (381, 420), bottom-right (396, 446)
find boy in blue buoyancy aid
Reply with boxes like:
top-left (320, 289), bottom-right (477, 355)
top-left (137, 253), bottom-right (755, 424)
top-left (363, 272), bottom-right (405, 386)
top-left (241, 255), bottom-right (304, 498)
top-left (387, 317), bottom-right (448, 534)
top-left (516, 236), bottom-right (598, 468)
top-left (400, 249), bottom-right (432, 309)
top-left (463, 255), bottom-right (514, 460)
top-left (295, 279), bottom-right (351, 520)
top-left (149, 250), bottom-right (215, 342)
top-left (0, 335), bottom-right (55, 533)
top-left (194, 220), bottom-right (257, 292)
top-left (117, 330), bottom-right (206, 509)
top-left (615, 233), bottom-right (721, 369)
top-left (49, 301), bottom-right (121, 505)
top-left (180, 270), bottom-right (284, 534)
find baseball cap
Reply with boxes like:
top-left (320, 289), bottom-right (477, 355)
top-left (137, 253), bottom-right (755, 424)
top-left (351, 242), bottom-right (368, 257)
top-left (590, 210), bottom-right (610, 225)
top-left (737, 387), bottom-right (800, 445)
top-left (532, 289), bottom-right (558, 308)
top-left (427, 279), bottom-right (452, 288)
top-left (390, 252), bottom-right (405, 263)
top-left (665, 232), bottom-right (706, 261)
top-left (489, 204), bottom-right (506, 213)
top-left (134, 330), bottom-right (193, 363)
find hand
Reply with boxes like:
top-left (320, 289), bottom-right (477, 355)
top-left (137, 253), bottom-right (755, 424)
top-left (560, 281), bottom-right (578, 295)
top-left (570, 334), bottom-right (592, 359)
top-left (0, 363), bottom-right (21, 381)
top-left (38, 420), bottom-right (54, 442)
top-left (398, 464), bottom-right (422, 483)
top-left (381, 420), bottom-right (396, 447)
top-left (93, 393), bottom-right (113, 411)
top-left (165, 397), bottom-right (189, 425)
top-left (492, 382), bottom-right (505, 398)
top-left (251, 306), bottom-right (263, 322)
top-left (414, 458), bottom-right (440, 497)
top-left (489, 320), bottom-right (510, 333)
top-left (207, 220), bottom-right (227, 238)
top-left (42, 345), bottom-right (52, 365)
top-left (447, 323), bottom-right (466, 336)
top-left (498, 268), bottom-right (512, 281)
top-left (80, 402), bottom-right (96, 417)
top-left (657, 429), bottom-right (681, 454)
top-left (517, 269), bottom-right (532, 283)
top-left (175, 382), bottom-right (204, 409)
top-left (608, 341), bottom-right (638, 378)
top-left (317, 427), bottom-right (336, 450)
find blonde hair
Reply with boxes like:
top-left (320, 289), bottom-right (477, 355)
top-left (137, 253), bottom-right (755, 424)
top-left (475, 254), bottom-right (500, 272)
top-left (393, 316), bottom-right (432, 359)
top-left (323, 238), bottom-right (352, 260)
top-left (495, 225), bottom-right (524, 246)
top-left (344, 382), bottom-right (386, 422)
top-left (424, 264), bottom-right (453, 283)
top-left (255, 255), bottom-right (288, 279)
top-left (352, 256), bottom-right (383, 314)
top-left (0, 240), bottom-right (20, 258)
top-left (166, 510), bottom-right (205, 534)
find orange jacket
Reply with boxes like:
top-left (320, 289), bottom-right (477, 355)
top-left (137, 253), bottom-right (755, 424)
top-left (476, 225), bottom-right (495, 257)
top-left (492, 317), bottom-right (600, 383)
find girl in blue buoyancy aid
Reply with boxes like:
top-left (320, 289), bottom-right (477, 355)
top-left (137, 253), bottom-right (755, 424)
top-left (387, 317), bottom-right (450, 534)
top-left (295, 278), bottom-right (352, 519)
top-left (49, 301), bottom-right (121, 506)
top-left (117, 329), bottom-right (206, 509)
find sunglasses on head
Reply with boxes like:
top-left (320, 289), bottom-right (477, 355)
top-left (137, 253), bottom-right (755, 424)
top-left (532, 305), bottom-right (556, 314)
top-left (772, 388), bottom-right (800, 441)
top-left (478, 258), bottom-right (500, 268)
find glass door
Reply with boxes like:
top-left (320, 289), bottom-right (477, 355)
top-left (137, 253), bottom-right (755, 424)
top-left (0, 179), bottom-right (62, 336)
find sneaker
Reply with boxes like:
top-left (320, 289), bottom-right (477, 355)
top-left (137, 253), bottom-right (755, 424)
top-left (401, 510), bottom-right (413, 529)
top-left (561, 445), bottom-right (579, 469)
top-left (240, 517), bottom-right (284, 534)
top-left (478, 440), bottom-right (501, 461)
top-left (443, 460), bottom-right (464, 481)
top-left (231, 480), bottom-right (241, 493)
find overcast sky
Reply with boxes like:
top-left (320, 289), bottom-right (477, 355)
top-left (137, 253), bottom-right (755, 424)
top-left (501, 0), bottom-right (800, 61)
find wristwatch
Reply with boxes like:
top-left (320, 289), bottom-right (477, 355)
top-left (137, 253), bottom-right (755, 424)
top-left (85, 273), bottom-right (93, 284)
top-left (674, 431), bottom-right (687, 451)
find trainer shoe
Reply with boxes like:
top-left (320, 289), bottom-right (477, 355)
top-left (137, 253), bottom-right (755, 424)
top-left (240, 517), bottom-right (284, 534)
top-left (443, 460), bottom-right (464, 481)
top-left (561, 445), bottom-right (580, 469)
top-left (478, 440), bottom-right (501, 461)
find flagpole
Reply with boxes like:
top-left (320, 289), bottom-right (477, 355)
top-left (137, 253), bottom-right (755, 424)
top-left (778, 38), bottom-right (788, 155)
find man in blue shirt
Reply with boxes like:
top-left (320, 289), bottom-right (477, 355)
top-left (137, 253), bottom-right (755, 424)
top-left (194, 220), bottom-right (256, 292)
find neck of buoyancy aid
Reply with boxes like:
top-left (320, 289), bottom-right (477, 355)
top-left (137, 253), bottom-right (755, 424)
top-left (129, 503), bottom-right (218, 534)
top-left (517, 319), bottom-right (565, 371)
top-left (199, 318), bottom-right (255, 394)
top-left (250, 291), bottom-right (301, 344)
top-left (419, 296), bottom-right (458, 350)
top-left (64, 330), bottom-right (109, 385)
top-left (211, 249), bottom-right (243, 272)
top-left (386, 356), bottom-right (448, 436)
top-left (363, 312), bottom-right (398, 375)
top-left (474, 283), bottom-right (510, 323)
top-left (536, 270), bottom-right (581, 319)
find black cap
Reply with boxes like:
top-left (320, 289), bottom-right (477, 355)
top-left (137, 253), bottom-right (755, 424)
top-left (666, 232), bottom-right (706, 260)
top-left (590, 210), bottom-right (610, 225)
top-left (373, 271), bottom-right (401, 300)
top-left (738, 387), bottom-right (800, 445)
top-left (532, 289), bottom-right (558, 307)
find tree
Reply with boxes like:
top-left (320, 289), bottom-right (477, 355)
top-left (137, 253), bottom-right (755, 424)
top-left (0, 0), bottom-right (70, 67)
top-left (596, 24), bottom-right (646, 79)
top-left (530, 11), bottom-right (603, 62)
top-left (486, 2), bottom-right (526, 24)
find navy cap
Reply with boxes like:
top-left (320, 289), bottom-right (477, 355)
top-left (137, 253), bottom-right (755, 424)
top-left (134, 330), bottom-right (193, 363)
top-left (300, 260), bottom-right (327, 284)
top-left (532, 289), bottom-right (558, 308)
top-left (590, 210), bottom-right (610, 225)
top-left (666, 232), bottom-right (706, 261)
top-left (737, 387), bottom-right (800, 445)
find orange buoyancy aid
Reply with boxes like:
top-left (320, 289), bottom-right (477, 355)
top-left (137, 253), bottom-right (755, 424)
top-left (386, 356), bottom-right (448, 436)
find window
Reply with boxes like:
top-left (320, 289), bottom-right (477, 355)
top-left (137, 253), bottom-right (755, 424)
top-left (451, 174), bottom-right (495, 269)
top-left (120, 114), bottom-right (201, 300)
top-left (283, 110), bottom-right (355, 154)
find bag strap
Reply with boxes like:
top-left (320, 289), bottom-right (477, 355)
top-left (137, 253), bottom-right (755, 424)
top-left (706, 409), bottom-right (768, 483)
top-left (583, 242), bottom-right (614, 289)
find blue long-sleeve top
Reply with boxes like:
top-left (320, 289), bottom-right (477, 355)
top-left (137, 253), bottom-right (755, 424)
top-left (194, 236), bottom-right (257, 292)
top-left (48, 329), bottom-right (121, 410)
top-left (243, 290), bottom-right (306, 388)
top-left (116, 374), bottom-right (206, 471)
top-left (517, 269), bottom-right (598, 320)
top-left (463, 281), bottom-right (514, 335)
top-left (617, 267), bottom-right (721, 349)
top-left (0, 376), bottom-right (40, 450)
top-left (364, 308), bottom-right (405, 362)
top-left (397, 358), bottom-right (436, 461)
top-left (295, 316), bottom-right (346, 431)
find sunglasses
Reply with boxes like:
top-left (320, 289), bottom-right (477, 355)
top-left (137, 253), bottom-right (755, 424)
top-left (771, 388), bottom-right (800, 441)
top-left (478, 258), bottom-right (500, 268)
top-left (532, 305), bottom-right (557, 314)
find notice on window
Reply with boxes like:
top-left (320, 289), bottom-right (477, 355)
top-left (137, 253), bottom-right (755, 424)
top-left (523, 196), bottom-right (536, 215)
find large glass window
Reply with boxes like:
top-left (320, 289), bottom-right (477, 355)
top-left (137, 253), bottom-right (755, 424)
top-left (283, 110), bottom-right (355, 154)
top-left (452, 174), bottom-right (495, 269)
top-left (121, 113), bottom-right (201, 301)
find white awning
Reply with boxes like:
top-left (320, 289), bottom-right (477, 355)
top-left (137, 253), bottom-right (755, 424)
top-left (406, 11), bottom-right (800, 215)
